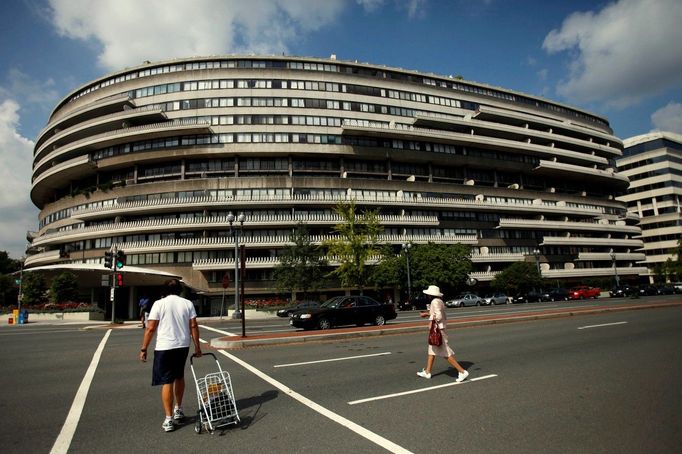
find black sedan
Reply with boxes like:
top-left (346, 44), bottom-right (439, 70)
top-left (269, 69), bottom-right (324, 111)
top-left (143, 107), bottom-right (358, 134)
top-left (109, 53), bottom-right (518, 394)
top-left (511, 290), bottom-right (544, 304)
top-left (609, 286), bottom-right (638, 298)
top-left (290, 295), bottom-right (397, 330)
top-left (276, 301), bottom-right (320, 318)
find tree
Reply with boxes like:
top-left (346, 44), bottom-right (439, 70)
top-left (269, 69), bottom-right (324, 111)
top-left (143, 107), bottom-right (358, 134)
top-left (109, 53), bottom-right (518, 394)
top-left (324, 200), bottom-right (383, 293)
top-left (50, 271), bottom-right (80, 303)
top-left (0, 274), bottom-right (19, 306)
top-left (369, 244), bottom-right (403, 289)
top-left (0, 251), bottom-right (20, 275)
top-left (491, 261), bottom-right (542, 295)
top-left (274, 223), bottom-right (328, 300)
top-left (409, 243), bottom-right (473, 295)
top-left (21, 272), bottom-right (47, 306)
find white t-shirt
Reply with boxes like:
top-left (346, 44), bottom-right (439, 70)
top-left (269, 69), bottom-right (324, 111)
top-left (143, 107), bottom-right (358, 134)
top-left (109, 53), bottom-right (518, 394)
top-left (148, 294), bottom-right (197, 351)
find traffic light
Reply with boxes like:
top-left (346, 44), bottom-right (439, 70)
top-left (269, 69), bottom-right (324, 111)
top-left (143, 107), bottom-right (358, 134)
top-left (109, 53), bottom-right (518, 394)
top-left (104, 251), bottom-right (113, 269)
top-left (115, 273), bottom-right (123, 288)
top-left (115, 250), bottom-right (126, 270)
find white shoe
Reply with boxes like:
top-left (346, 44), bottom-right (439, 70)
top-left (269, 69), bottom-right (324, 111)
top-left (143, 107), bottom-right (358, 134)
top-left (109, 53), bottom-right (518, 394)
top-left (456, 370), bottom-right (469, 382)
top-left (417, 369), bottom-right (432, 379)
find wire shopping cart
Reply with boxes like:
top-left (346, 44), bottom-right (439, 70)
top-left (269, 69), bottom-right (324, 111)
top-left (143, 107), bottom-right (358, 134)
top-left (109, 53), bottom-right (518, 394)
top-left (190, 353), bottom-right (240, 434)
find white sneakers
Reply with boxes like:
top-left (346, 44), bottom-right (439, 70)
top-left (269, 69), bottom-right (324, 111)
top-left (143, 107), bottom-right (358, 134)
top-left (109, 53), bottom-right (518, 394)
top-left (416, 369), bottom-right (432, 379)
top-left (417, 369), bottom-right (469, 381)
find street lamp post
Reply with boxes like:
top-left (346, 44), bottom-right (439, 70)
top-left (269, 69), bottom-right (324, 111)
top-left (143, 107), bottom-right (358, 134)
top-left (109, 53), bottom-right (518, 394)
top-left (228, 212), bottom-right (246, 337)
top-left (402, 243), bottom-right (412, 302)
top-left (533, 248), bottom-right (541, 275)
top-left (610, 251), bottom-right (620, 288)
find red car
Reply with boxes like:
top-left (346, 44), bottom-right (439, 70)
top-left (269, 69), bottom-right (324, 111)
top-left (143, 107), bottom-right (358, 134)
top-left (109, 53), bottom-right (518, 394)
top-left (568, 285), bottom-right (601, 300)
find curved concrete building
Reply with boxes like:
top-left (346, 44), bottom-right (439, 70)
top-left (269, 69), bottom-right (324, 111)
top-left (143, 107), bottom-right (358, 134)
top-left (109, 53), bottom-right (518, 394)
top-left (27, 55), bottom-right (643, 315)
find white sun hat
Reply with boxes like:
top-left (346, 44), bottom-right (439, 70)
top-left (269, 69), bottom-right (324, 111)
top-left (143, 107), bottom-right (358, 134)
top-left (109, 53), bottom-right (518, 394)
top-left (422, 285), bottom-right (443, 298)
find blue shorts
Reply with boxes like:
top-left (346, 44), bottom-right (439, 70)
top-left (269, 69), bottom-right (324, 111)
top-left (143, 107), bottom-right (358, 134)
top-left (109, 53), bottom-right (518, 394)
top-left (152, 347), bottom-right (189, 386)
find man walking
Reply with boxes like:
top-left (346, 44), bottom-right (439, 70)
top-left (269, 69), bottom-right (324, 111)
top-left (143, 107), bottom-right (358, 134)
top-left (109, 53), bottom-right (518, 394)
top-left (139, 279), bottom-right (202, 432)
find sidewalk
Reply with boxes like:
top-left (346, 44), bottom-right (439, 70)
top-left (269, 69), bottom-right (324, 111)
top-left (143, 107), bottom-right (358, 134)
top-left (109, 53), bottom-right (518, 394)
top-left (211, 300), bottom-right (682, 349)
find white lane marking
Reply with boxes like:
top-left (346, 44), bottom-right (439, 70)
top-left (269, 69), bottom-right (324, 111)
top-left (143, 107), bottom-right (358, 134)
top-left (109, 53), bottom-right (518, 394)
top-left (218, 350), bottom-right (413, 454)
top-left (200, 324), bottom-right (238, 336)
top-left (348, 374), bottom-right (498, 406)
top-left (51, 329), bottom-right (111, 454)
top-left (199, 338), bottom-right (208, 344)
top-left (577, 321), bottom-right (628, 330)
top-left (274, 352), bottom-right (392, 368)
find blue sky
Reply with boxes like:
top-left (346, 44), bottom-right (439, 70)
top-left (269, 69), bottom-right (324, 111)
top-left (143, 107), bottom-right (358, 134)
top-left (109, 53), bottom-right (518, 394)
top-left (1, 0), bottom-right (682, 258)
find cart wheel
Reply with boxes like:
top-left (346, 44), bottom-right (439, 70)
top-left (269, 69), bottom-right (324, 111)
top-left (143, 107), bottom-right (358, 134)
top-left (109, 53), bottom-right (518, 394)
top-left (195, 409), bottom-right (203, 434)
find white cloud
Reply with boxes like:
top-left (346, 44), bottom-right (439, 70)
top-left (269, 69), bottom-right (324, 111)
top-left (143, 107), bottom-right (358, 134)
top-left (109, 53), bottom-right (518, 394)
top-left (0, 100), bottom-right (37, 259)
top-left (651, 102), bottom-right (682, 134)
top-left (47, 0), bottom-right (346, 70)
top-left (543, 0), bottom-right (682, 108)
top-left (0, 68), bottom-right (59, 109)
top-left (356, 0), bottom-right (385, 12)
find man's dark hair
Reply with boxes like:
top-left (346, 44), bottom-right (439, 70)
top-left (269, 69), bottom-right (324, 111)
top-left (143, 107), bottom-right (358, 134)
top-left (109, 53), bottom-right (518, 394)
top-left (163, 279), bottom-right (183, 296)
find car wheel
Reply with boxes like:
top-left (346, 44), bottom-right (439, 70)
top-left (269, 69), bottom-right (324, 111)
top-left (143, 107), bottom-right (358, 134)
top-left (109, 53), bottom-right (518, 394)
top-left (476, 301), bottom-right (480, 306)
top-left (411, 305), bottom-right (417, 311)
top-left (374, 315), bottom-right (386, 326)
top-left (318, 318), bottom-right (331, 330)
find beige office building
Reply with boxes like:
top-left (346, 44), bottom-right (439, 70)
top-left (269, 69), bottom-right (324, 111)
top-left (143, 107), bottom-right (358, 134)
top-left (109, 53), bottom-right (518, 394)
top-left (27, 55), bottom-right (643, 317)
top-left (618, 132), bottom-right (682, 282)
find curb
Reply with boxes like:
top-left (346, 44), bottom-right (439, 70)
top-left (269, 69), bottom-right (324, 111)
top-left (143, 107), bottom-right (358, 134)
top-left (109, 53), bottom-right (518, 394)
top-left (210, 301), bottom-right (682, 349)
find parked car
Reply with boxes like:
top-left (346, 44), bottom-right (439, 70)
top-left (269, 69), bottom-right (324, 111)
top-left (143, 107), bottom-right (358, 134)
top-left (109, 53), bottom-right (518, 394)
top-left (397, 294), bottom-right (430, 311)
top-left (672, 282), bottom-right (682, 294)
top-left (276, 300), bottom-right (320, 318)
top-left (655, 284), bottom-right (675, 295)
top-left (511, 289), bottom-right (544, 304)
top-left (568, 285), bottom-right (601, 300)
top-left (481, 292), bottom-right (509, 305)
top-left (638, 285), bottom-right (659, 296)
top-left (543, 287), bottom-right (570, 301)
top-left (445, 293), bottom-right (483, 308)
top-left (609, 286), bottom-right (638, 298)
top-left (289, 295), bottom-right (397, 330)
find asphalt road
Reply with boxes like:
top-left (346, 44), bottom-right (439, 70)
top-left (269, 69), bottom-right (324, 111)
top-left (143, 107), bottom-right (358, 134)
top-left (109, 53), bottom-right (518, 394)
top-left (1, 302), bottom-right (681, 453)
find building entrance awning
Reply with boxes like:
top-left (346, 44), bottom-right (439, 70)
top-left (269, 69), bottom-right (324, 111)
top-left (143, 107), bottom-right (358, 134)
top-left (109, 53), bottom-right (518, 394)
top-left (23, 263), bottom-right (182, 288)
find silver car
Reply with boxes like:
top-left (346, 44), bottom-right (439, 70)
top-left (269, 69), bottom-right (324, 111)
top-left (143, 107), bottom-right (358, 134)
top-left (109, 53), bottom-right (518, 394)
top-left (445, 293), bottom-right (483, 308)
top-left (481, 292), bottom-right (509, 305)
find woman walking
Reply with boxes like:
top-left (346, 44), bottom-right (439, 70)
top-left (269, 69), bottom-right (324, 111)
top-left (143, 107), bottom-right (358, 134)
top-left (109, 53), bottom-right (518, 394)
top-left (417, 285), bottom-right (469, 382)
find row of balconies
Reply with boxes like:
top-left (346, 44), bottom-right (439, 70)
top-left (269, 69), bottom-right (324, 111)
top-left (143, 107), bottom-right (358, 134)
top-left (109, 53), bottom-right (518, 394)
top-left (33, 118), bottom-right (211, 180)
top-left (69, 193), bottom-right (613, 221)
top-left (470, 266), bottom-right (647, 282)
top-left (34, 104), bottom-right (166, 161)
top-left (409, 112), bottom-right (621, 158)
top-left (341, 121), bottom-right (610, 167)
top-left (32, 214), bottom-right (442, 246)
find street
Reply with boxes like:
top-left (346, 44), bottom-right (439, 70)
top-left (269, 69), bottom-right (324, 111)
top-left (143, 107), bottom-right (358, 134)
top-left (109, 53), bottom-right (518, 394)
top-left (1, 302), bottom-right (681, 453)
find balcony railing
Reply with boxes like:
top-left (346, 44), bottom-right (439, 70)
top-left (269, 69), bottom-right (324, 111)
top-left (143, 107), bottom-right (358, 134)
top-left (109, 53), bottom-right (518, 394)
top-left (69, 192), bottom-right (608, 221)
top-left (111, 233), bottom-right (478, 253)
top-left (498, 218), bottom-right (641, 234)
top-left (32, 214), bottom-right (444, 246)
top-left (540, 237), bottom-right (643, 247)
